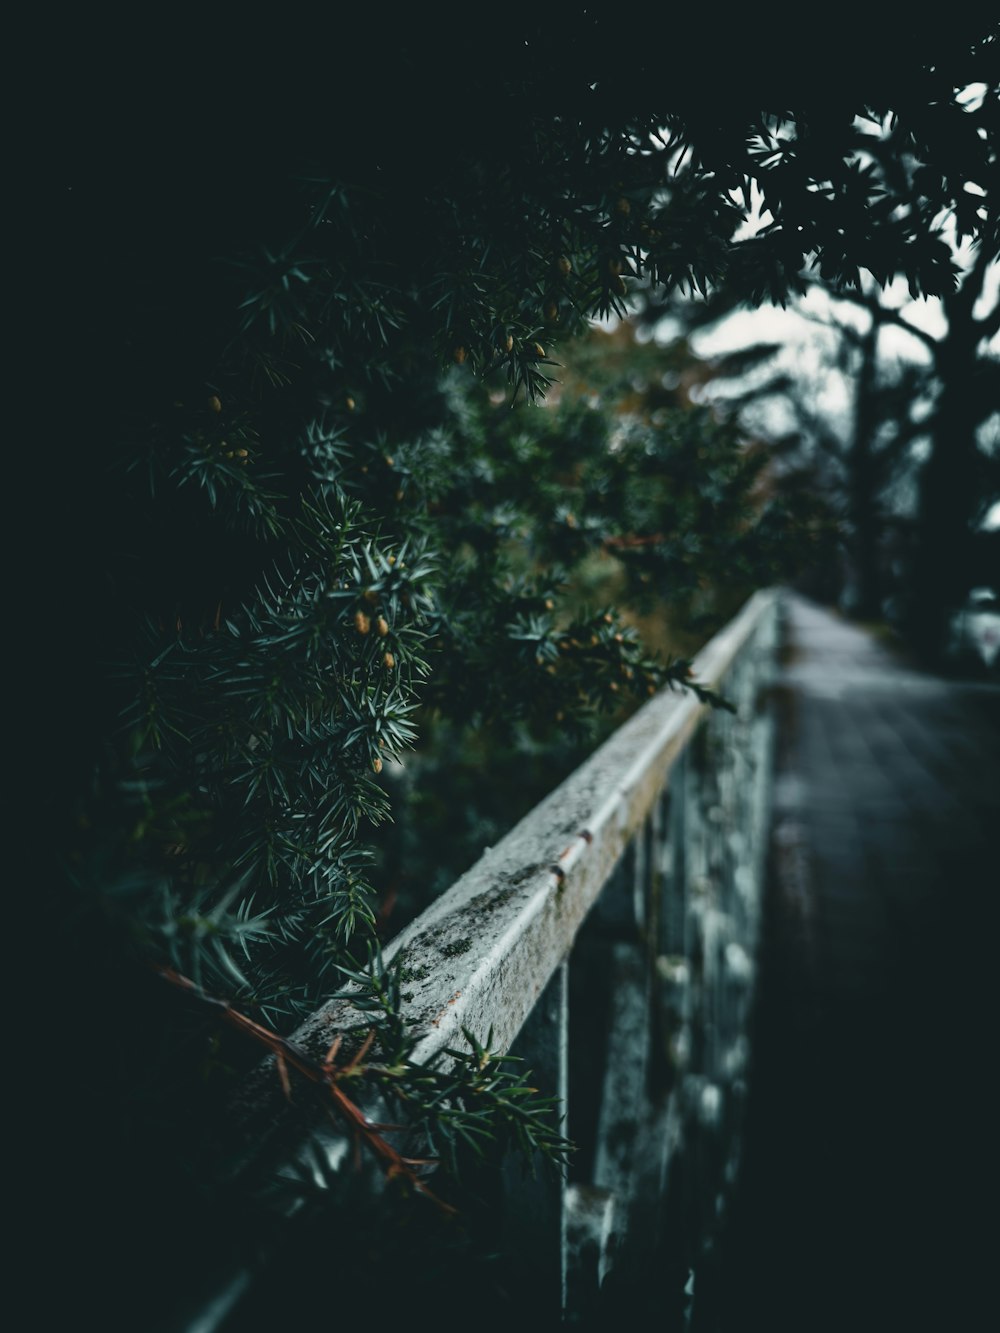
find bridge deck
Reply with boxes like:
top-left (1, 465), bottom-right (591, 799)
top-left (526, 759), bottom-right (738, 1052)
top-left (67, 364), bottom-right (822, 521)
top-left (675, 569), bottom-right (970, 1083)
top-left (699, 594), bottom-right (999, 1332)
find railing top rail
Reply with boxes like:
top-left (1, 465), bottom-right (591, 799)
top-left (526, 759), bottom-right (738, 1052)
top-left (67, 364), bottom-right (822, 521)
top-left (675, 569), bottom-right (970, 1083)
top-left (270, 589), bottom-right (779, 1080)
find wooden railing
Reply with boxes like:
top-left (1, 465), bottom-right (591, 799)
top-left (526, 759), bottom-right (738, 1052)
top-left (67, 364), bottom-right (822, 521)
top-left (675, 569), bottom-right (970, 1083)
top-left (203, 588), bottom-right (782, 1327)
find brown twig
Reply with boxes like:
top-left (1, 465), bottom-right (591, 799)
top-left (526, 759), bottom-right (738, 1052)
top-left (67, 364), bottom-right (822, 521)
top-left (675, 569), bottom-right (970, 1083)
top-left (602, 531), bottom-right (667, 550)
top-left (155, 965), bottom-right (456, 1213)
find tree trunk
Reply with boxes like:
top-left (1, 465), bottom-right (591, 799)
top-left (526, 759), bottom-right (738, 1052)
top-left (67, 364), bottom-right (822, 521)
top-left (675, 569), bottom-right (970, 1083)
top-left (846, 320), bottom-right (883, 621)
top-left (906, 262), bottom-right (987, 665)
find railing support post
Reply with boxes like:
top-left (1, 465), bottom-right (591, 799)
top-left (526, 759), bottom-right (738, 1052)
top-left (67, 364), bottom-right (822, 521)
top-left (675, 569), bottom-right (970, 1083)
top-left (501, 959), bottom-right (569, 1316)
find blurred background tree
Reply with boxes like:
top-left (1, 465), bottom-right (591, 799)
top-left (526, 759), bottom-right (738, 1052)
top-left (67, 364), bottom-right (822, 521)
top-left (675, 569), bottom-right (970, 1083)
top-left (369, 325), bottom-right (827, 931)
top-left (632, 80), bottom-right (998, 661)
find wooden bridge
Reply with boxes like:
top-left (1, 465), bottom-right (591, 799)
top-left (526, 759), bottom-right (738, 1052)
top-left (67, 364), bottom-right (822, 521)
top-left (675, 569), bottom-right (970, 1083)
top-left (185, 589), bottom-right (998, 1331)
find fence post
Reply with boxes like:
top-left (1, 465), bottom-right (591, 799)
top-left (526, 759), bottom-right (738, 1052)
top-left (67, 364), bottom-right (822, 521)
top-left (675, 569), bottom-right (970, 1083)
top-left (501, 959), bottom-right (569, 1316)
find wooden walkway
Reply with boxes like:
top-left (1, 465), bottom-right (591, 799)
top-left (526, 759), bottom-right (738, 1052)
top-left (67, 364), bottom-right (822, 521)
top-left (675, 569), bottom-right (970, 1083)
top-left (696, 594), bottom-right (1000, 1332)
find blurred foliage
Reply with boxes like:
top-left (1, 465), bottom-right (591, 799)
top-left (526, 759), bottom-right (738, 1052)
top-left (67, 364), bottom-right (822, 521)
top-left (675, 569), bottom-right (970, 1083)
top-left (369, 324), bottom-right (830, 931)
